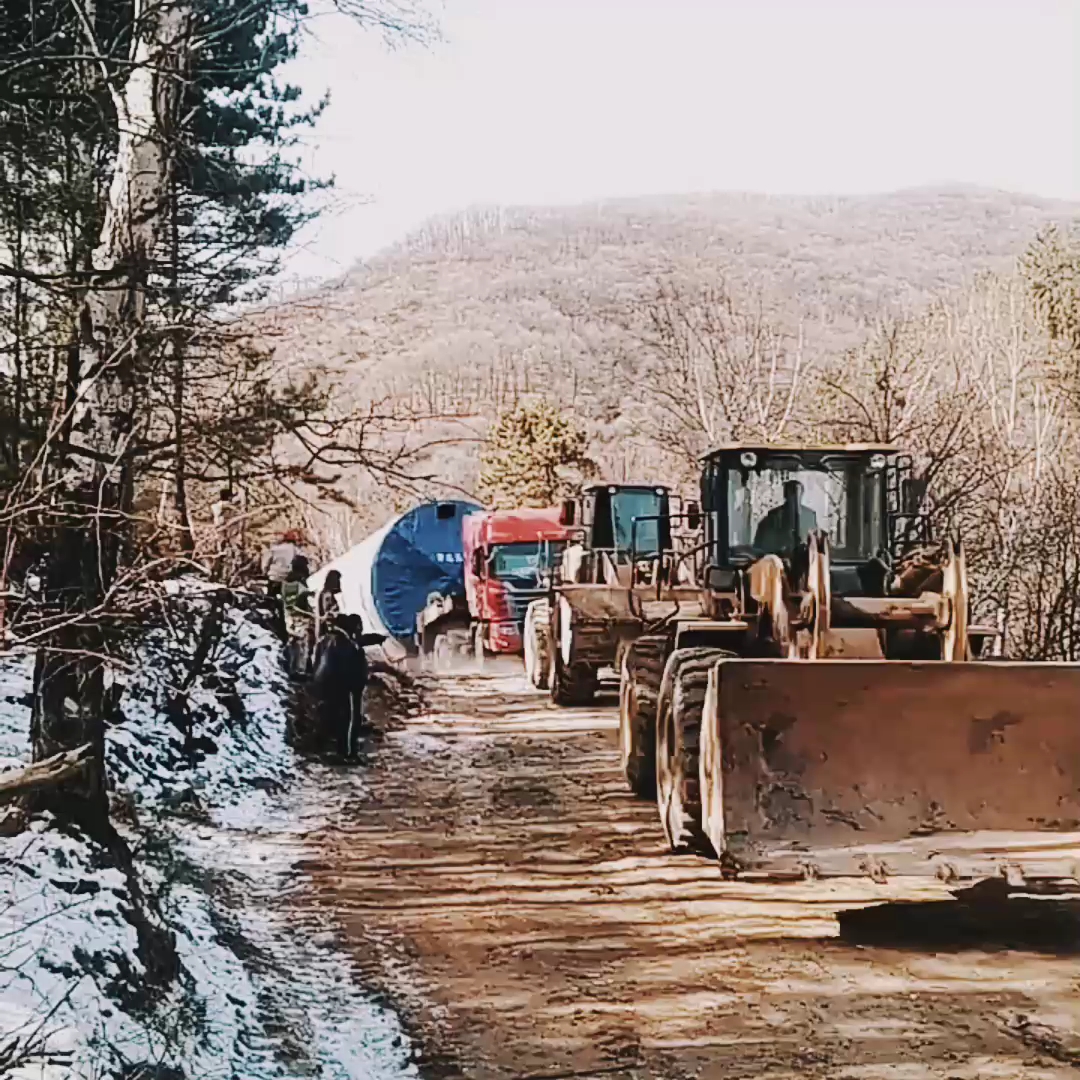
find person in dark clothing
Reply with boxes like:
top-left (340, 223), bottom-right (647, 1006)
top-left (341, 612), bottom-right (387, 692)
top-left (310, 613), bottom-right (386, 758)
top-left (753, 479), bottom-right (819, 554)
top-left (310, 624), bottom-right (359, 756)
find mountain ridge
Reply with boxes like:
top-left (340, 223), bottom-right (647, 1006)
top-left (255, 187), bottom-right (1080, 537)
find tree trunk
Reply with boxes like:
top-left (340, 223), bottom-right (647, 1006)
top-left (32, 0), bottom-right (192, 821)
top-left (169, 175), bottom-right (195, 554)
top-left (11, 133), bottom-right (26, 468)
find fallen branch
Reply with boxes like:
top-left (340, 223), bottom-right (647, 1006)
top-left (0, 744), bottom-right (94, 805)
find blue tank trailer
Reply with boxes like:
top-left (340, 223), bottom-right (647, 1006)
top-left (308, 500), bottom-right (483, 668)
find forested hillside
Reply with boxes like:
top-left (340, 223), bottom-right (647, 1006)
top-left (258, 187), bottom-right (1077, 530)
top-left (257, 187), bottom-right (1080, 661)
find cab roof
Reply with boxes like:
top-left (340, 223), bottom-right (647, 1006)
top-left (582, 482), bottom-right (670, 493)
top-left (701, 442), bottom-right (898, 462)
top-left (464, 506), bottom-right (571, 547)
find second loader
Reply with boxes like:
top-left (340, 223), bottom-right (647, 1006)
top-left (523, 483), bottom-right (700, 704)
top-left (618, 443), bottom-right (1080, 891)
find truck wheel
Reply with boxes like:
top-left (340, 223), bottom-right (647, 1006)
top-left (524, 600), bottom-right (551, 689)
top-left (472, 624), bottom-right (486, 671)
top-left (432, 633), bottom-right (453, 674)
top-left (655, 648), bottom-right (732, 855)
top-left (619, 634), bottom-right (668, 798)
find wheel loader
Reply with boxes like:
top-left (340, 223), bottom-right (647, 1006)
top-left (619, 443), bottom-right (1080, 889)
top-left (522, 483), bottom-right (701, 705)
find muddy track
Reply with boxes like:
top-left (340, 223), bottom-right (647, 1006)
top-left (293, 672), bottom-right (1080, 1079)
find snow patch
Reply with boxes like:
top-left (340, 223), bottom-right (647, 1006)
top-left (0, 589), bottom-right (413, 1079)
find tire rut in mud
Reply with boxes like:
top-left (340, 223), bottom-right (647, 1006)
top-left (290, 672), bottom-right (1080, 1080)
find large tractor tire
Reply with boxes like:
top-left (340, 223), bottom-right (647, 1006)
top-left (523, 599), bottom-right (551, 689)
top-left (618, 634), bottom-right (669, 799)
top-left (546, 601), bottom-right (597, 706)
top-left (284, 633), bottom-right (312, 682)
top-left (549, 649), bottom-right (598, 706)
top-left (285, 682), bottom-right (327, 754)
top-left (284, 690), bottom-right (314, 751)
top-left (655, 647), bottom-right (734, 855)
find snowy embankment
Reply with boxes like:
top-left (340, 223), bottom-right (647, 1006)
top-left (0, 588), bottom-right (417, 1079)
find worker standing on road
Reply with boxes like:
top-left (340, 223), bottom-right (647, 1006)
top-left (315, 569), bottom-right (343, 645)
top-left (261, 530), bottom-right (301, 639)
top-left (351, 612), bottom-right (388, 754)
top-left (310, 612), bottom-right (387, 760)
top-left (282, 554), bottom-right (315, 676)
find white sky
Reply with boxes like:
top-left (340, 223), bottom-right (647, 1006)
top-left (279, 0), bottom-right (1080, 284)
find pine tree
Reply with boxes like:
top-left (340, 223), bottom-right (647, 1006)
top-left (1021, 225), bottom-right (1080, 412)
top-left (478, 401), bottom-right (597, 508)
top-left (1022, 225), bottom-right (1080, 353)
top-left (0, 0), bottom-right (433, 821)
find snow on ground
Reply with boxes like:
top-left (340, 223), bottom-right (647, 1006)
top-left (0, 662), bottom-right (32, 770)
top-left (0, 589), bottom-right (417, 1079)
top-left (110, 595), bottom-right (298, 826)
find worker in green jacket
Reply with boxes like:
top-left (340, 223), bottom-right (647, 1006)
top-left (282, 554), bottom-right (315, 677)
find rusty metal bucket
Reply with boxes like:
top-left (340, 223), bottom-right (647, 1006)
top-left (699, 659), bottom-right (1080, 885)
top-left (555, 587), bottom-right (638, 667)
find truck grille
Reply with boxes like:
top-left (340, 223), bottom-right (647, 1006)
top-left (502, 586), bottom-right (543, 630)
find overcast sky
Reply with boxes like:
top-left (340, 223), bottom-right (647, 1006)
top-left (279, 0), bottom-right (1080, 284)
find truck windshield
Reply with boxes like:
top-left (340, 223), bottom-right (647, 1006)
top-left (611, 489), bottom-right (665, 554)
top-left (726, 459), bottom-right (885, 561)
top-left (490, 541), bottom-right (565, 585)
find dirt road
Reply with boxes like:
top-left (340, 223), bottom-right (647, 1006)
top-left (295, 671), bottom-right (1080, 1079)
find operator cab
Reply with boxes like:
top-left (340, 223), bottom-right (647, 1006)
top-left (558, 484), bottom-right (674, 586)
top-left (560, 484), bottom-right (672, 556)
top-left (700, 444), bottom-right (918, 598)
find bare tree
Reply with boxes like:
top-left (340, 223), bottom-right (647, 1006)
top-left (26, 0), bottom-right (194, 820)
top-left (620, 278), bottom-right (807, 468)
top-left (817, 276), bottom-right (1080, 659)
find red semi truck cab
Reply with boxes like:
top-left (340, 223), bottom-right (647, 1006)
top-left (463, 507), bottom-right (570, 657)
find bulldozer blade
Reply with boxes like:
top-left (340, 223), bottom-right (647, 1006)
top-left (699, 659), bottom-right (1080, 885)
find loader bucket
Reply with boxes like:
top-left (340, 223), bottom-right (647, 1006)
top-left (699, 659), bottom-right (1080, 885)
top-left (558, 585), bottom-right (637, 624)
top-left (555, 586), bottom-right (640, 667)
